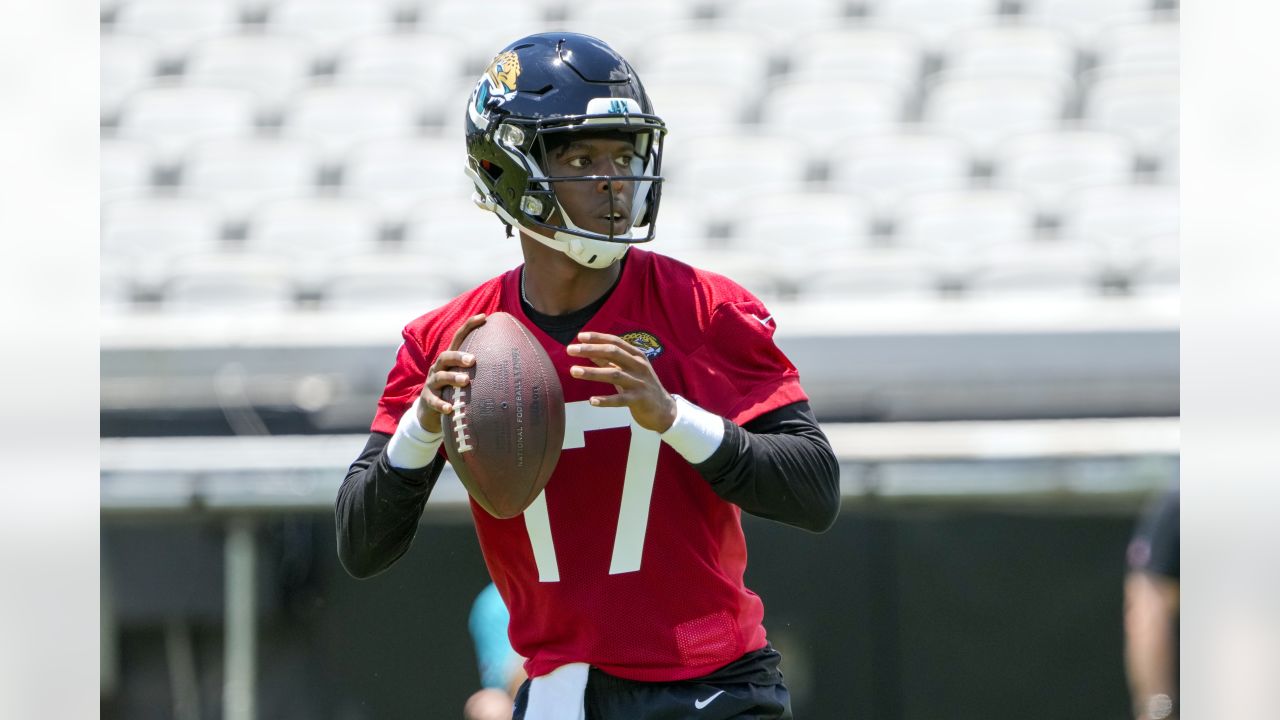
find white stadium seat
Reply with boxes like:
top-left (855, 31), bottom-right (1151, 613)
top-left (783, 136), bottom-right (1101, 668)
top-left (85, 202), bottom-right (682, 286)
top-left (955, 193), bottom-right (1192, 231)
top-left (1061, 184), bottom-right (1179, 290)
top-left (895, 189), bottom-right (1035, 251)
top-left (564, 1), bottom-right (698, 61)
top-left (103, 195), bottom-right (224, 288)
top-left (642, 81), bottom-right (751, 140)
top-left (761, 80), bottom-right (904, 152)
top-left (102, 35), bottom-right (158, 117)
top-left (247, 196), bottom-right (382, 259)
top-left (1157, 128), bottom-right (1178, 183)
top-left (645, 196), bottom-right (712, 261)
top-left (825, 130), bottom-right (972, 216)
top-left (923, 75), bottom-right (1068, 155)
top-left (1083, 69), bottom-right (1178, 151)
top-left (268, 0), bottom-right (394, 59)
top-left (734, 192), bottom-right (874, 285)
top-left (334, 34), bottom-right (469, 113)
top-left (117, 84), bottom-right (257, 161)
top-left (868, 0), bottom-right (1002, 47)
top-left (413, 0), bottom-right (547, 72)
top-left (319, 252), bottom-right (455, 311)
top-left (941, 25), bottom-right (1078, 85)
top-left (804, 248), bottom-right (935, 299)
top-left (163, 253), bottom-right (297, 314)
top-left (101, 139), bottom-right (155, 199)
top-left (993, 130), bottom-right (1135, 214)
top-left (785, 29), bottom-right (925, 97)
top-left (1021, 0), bottom-right (1156, 42)
top-left (113, 0), bottom-right (242, 60)
top-left (1094, 21), bottom-right (1180, 74)
top-left (711, 0), bottom-right (849, 48)
top-left (664, 133), bottom-right (809, 226)
top-left (182, 137), bottom-right (320, 221)
top-left (184, 35), bottom-right (314, 113)
top-left (285, 85), bottom-right (422, 160)
top-left (964, 241), bottom-right (1102, 296)
top-left (642, 30), bottom-right (774, 98)
top-left (342, 136), bottom-right (473, 218)
top-left (1061, 184), bottom-right (1179, 246)
top-left (402, 201), bottom-right (515, 290)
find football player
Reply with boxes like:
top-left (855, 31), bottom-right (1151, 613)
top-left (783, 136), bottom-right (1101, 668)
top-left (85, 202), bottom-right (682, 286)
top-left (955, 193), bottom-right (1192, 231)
top-left (336, 33), bottom-right (840, 719)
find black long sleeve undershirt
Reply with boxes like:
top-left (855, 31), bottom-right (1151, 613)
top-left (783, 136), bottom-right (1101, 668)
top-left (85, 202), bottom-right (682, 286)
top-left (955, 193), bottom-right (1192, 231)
top-left (335, 401), bottom-right (840, 579)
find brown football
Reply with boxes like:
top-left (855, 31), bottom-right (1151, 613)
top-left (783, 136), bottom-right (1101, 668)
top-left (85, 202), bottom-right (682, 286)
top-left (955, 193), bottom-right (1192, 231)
top-left (441, 312), bottom-right (565, 519)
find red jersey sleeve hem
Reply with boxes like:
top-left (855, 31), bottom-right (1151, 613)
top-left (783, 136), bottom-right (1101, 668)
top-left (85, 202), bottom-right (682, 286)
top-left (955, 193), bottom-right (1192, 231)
top-left (726, 378), bottom-right (808, 427)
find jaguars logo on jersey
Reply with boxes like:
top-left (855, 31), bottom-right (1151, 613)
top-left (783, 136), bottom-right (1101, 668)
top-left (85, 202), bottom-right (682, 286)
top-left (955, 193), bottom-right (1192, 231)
top-left (471, 50), bottom-right (521, 122)
top-left (621, 331), bottom-right (663, 360)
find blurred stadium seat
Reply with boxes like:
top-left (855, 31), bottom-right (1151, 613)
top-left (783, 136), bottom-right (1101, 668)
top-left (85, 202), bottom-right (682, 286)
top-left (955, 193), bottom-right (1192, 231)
top-left (402, 200), bottom-right (514, 291)
top-left (412, 0), bottom-right (548, 72)
top-left (112, 0), bottom-right (243, 61)
top-left (993, 130), bottom-right (1135, 215)
top-left (184, 34), bottom-right (314, 114)
top-left (1094, 20), bottom-right (1179, 73)
top-left (246, 196), bottom-right (382, 260)
top-left (1061, 184), bottom-right (1179, 248)
top-left (284, 85), bottom-right (422, 160)
top-left (101, 34), bottom-right (159, 119)
top-left (665, 133), bottom-right (810, 228)
top-left (318, 252), bottom-right (456, 311)
top-left (563, 0), bottom-right (698, 62)
top-left (1020, 0), bottom-right (1157, 41)
top-left (762, 80), bottom-right (904, 151)
top-left (267, 0), bottom-right (395, 59)
top-left (101, 139), bottom-right (156, 199)
top-left (117, 84), bottom-right (258, 161)
top-left (710, 0), bottom-right (849, 47)
top-left (1082, 68), bottom-right (1178, 151)
top-left (341, 135), bottom-right (473, 219)
top-left (867, 0), bottom-right (1002, 47)
top-left (182, 137), bottom-right (321, 222)
top-left (734, 192), bottom-right (874, 290)
top-left (642, 29), bottom-right (774, 98)
top-left (825, 130), bottom-right (972, 217)
top-left (923, 75), bottom-right (1069, 155)
top-left (642, 81), bottom-right (751, 140)
top-left (940, 25), bottom-right (1078, 85)
top-left (333, 33), bottom-right (468, 120)
top-left (102, 195), bottom-right (224, 290)
top-left (162, 253), bottom-right (298, 314)
top-left (783, 28), bottom-right (925, 97)
top-left (894, 188), bottom-right (1035, 255)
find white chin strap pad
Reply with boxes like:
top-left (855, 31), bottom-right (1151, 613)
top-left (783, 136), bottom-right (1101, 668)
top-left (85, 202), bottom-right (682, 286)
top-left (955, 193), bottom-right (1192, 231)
top-left (523, 224), bottom-right (630, 269)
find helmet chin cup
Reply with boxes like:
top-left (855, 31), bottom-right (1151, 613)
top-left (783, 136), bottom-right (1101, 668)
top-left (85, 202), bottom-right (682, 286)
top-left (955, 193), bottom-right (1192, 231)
top-left (522, 224), bottom-right (629, 269)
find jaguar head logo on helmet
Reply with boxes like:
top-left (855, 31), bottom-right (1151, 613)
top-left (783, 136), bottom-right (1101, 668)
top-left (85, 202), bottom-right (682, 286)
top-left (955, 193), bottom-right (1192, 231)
top-left (463, 33), bottom-right (667, 270)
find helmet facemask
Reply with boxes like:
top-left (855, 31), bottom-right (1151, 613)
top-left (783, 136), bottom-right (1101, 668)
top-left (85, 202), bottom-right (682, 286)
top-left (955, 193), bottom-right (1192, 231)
top-left (467, 107), bottom-right (666, 268)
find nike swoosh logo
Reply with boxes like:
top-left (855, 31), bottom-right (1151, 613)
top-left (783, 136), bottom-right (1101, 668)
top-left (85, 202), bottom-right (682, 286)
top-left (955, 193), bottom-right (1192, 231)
top-left (752, 314), bottom-right (774, 327)
top-left (694, 689), bottom-right (726, 710)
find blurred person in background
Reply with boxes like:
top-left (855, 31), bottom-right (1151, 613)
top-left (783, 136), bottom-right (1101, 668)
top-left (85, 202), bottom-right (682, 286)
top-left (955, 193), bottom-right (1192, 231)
top-left (464, 582), bottom-right (525, 720)
top-left (1124, 487), bottom-right (1179, 720)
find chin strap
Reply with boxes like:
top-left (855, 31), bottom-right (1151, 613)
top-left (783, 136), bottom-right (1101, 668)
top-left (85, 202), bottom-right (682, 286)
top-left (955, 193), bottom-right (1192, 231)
top-left (519, 222), bottom-right (631, 269)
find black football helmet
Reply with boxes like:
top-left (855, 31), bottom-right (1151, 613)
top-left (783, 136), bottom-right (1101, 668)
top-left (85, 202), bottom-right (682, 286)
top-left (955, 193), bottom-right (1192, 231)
top-left (464, 32), bottom-right (666, 269)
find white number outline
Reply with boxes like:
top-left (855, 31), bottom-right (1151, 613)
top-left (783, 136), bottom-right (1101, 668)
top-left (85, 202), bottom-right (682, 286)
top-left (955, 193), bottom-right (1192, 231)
top-left (523, 401), bottom-right (662, 582)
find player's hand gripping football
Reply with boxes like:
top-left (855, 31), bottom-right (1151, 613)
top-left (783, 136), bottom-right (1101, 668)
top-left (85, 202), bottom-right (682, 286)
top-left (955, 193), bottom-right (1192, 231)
top-left (416, 313), bottom-right (487, 434)
top-left (567, 332), bottom-right (677, 433)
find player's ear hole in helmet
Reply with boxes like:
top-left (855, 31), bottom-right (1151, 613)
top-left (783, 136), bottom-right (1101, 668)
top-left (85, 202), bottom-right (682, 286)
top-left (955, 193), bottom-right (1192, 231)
top-left (463, 33), bottom-right (667, 270)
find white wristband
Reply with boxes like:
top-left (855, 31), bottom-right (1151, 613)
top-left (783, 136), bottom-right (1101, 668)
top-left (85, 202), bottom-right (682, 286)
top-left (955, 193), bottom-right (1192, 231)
top-left (386, 396), bottom-right (444, 469)
top-left (659, 395), bottom-right (726, 464)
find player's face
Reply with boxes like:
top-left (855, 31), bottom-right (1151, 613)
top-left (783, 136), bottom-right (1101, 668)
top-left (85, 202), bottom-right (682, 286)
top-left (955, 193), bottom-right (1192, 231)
top-left (544, 136), bottom-right (639, 237)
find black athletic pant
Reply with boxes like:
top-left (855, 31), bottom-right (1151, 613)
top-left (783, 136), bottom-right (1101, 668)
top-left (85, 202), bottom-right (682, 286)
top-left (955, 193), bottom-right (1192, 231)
top-left (512, 645), bottom-right (793, 719)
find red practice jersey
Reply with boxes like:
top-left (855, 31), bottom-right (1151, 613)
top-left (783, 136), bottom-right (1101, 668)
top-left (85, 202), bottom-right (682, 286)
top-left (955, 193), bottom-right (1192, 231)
top-left (371, 248), bottom-right (808, 681)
